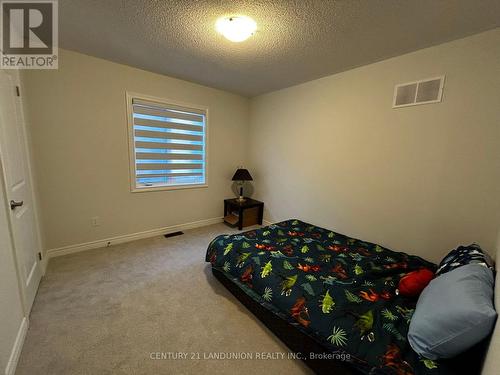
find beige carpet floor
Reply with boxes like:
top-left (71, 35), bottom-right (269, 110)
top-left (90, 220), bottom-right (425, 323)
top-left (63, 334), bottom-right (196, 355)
top-left (16, 223), bottom-right (311, 375)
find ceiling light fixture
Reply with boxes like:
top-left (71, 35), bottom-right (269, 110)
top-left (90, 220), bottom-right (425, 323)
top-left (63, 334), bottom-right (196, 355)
top-left (215, 16), bottom-right (257, 42)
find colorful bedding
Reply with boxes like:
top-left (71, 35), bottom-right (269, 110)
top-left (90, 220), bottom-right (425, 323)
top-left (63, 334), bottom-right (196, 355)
top-left (206, 219), bottom-right (453, 375)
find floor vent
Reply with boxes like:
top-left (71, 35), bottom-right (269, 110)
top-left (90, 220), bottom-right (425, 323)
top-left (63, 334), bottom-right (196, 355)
top-left (164, 231), bottom-right (184, 238)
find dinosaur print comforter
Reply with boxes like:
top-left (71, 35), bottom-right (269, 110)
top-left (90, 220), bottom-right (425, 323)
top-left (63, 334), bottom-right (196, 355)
top-left (206, 219), bottom-right (454, 375)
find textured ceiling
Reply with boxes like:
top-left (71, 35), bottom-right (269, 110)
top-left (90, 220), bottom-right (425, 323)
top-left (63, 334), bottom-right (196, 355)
top-left (60, 0), bottom-right (500, 97)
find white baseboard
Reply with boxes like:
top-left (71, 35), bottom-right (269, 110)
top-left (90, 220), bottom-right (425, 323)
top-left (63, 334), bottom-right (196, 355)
top-left (46, 217), bottom-right (223, 259)
top-left (5, 317), bottom-right (28, 375)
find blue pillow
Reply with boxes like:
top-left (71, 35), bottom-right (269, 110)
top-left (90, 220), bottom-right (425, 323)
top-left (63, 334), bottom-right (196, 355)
top-left (435, 243), bottom-right (494, 276)
top-left (408, 263), bottom-right (497, 359)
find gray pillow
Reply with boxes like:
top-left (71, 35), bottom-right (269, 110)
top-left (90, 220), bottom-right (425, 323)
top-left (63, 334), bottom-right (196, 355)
top-left (408, 263), bottom-right (497, 359)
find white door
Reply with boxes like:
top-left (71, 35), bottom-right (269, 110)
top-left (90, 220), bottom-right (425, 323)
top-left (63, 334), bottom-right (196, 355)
top-left (0, 70), bottom-right (41, 313)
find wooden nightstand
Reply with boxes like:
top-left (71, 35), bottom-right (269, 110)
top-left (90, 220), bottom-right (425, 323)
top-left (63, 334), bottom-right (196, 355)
top-left (224, 198), bottom-right (264, 230)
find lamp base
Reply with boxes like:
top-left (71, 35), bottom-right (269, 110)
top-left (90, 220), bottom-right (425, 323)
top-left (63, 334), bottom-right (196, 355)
top-left (237, 185), bottom-right (246, 202)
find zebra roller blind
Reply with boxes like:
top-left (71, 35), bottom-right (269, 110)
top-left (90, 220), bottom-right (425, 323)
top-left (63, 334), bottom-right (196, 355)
top-left (129, 96), bottom-right (207, 190)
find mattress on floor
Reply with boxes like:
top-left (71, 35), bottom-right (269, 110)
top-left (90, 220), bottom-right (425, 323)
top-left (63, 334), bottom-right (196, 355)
top-left (205, 219), bottom-right (460, 375)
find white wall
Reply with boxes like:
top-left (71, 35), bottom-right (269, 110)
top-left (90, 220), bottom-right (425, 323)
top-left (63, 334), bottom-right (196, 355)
top-left (21, 49), bottom-right (249, 251)
top-left (248, 29), bottom-right (500, 263)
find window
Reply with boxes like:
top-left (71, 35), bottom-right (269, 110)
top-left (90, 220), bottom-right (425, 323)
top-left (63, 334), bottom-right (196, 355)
top-left (126, 93), bottom-right (207, 192)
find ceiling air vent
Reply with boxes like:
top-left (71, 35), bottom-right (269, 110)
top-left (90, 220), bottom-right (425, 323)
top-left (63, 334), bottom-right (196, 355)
top-left (393, 76), bottom-right (445, 108)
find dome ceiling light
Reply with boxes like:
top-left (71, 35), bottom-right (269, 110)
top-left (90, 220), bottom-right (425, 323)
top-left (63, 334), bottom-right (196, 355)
top-left (215, 16), bottom-right (257, 42)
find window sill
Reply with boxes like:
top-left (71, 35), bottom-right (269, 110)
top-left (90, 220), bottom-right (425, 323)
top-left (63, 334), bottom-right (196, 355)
top-left (131, 183), bottom-right (208, 193)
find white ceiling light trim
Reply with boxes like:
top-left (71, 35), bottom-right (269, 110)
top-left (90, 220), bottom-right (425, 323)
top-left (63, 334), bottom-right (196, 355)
top-left (215, 16), bottom-right (257, 42)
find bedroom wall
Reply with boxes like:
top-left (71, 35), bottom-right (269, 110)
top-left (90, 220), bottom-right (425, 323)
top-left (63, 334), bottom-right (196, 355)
top-left (248, 28), bottom-right (500, 263)
top-left (21, 49), bottom-right (249, 252)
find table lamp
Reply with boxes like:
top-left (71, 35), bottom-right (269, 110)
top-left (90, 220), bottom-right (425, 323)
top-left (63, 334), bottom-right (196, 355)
top-left (232, 168), bottom-right (253, 202)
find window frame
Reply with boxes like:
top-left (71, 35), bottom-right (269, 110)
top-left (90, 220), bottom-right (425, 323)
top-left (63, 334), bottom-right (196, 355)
top-left (126, 91), bottom-right (209, 193)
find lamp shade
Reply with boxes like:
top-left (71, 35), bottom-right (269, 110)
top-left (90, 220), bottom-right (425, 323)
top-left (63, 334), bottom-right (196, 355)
top-left (232, 168), bottom-right (253, 181)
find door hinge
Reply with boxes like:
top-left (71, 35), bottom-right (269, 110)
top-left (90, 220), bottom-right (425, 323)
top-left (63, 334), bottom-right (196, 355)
top-left (38, 252), bottom-right (42, 261)
top-left (15, 86), bottom-right (20, 96)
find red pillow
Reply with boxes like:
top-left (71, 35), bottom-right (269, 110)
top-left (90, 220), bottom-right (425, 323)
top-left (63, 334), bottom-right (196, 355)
top-left (398, 268), bottom-right (434, 297)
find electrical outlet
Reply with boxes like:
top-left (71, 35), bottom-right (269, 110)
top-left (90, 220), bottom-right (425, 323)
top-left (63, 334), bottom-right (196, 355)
top-left (91, 216), bottom-right (100, 227)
